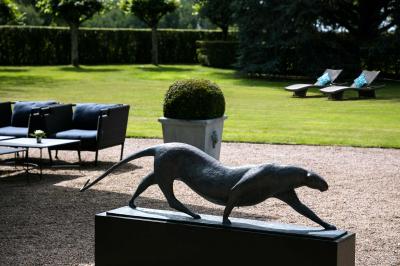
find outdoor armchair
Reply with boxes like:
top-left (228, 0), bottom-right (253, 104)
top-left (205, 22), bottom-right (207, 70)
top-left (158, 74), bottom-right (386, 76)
top-left (42, 103), bottom-right (130, 165)
top-left (285, 69), bottom-right (343, 97)
top-left (320, 70), bottom-right (382, 100)
top-left (0, 101), bottom-right (57, 137)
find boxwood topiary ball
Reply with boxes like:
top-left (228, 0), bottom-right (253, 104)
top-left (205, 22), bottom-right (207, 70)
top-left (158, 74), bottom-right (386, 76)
top-left (163, 79), bottom-right (225, 120)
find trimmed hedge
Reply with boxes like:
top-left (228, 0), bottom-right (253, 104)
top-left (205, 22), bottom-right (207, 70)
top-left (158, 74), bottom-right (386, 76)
top-left (163, 79), bottom-right (225, 120)
top-left (196, 41), bottom-right (238, 68)
top-left (0, 26), bottom-right (225, 65)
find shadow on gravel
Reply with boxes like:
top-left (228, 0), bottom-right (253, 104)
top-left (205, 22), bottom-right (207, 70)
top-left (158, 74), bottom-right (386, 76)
top-left (0, 172), bottom-right (277, 265)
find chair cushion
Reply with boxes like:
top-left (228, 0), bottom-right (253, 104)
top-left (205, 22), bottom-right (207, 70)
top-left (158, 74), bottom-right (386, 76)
top-left (316, 72), bottom-right (331, 86)
top-left (52, 129), bottom-right (97, 140)
top-left (0, 126), bottom-right (28, 137)
top-left (11, 101), bottom-right (57, 127)
top-left (73, 103), bottom-right (118, 130)
top-left (354, 73), bottom-right (368, 88)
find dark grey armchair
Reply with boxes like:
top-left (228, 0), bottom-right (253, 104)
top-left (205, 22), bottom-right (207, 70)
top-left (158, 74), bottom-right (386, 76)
top-left (0, 101), bottom-right (57, 137)
top-left (42, 103), bottom-right (130, 165)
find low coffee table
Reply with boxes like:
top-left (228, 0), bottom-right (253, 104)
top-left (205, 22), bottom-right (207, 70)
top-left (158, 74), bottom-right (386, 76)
top-left (0, 147), bottom-right (27, 162)
top-left (0, 138), bottom-right (80, 178)
top-left (0, 147), bottom-right (28, 177)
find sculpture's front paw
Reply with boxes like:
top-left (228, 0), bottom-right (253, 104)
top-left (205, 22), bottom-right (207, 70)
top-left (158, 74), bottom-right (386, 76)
top-left (324, 224), bottom-right (337, 231)
top-left (128, 201), bottom-right (136, 209)
top-left (192, 214), bottom-right (201, 219)
top-left (222, 217), bottom-right (231, 225)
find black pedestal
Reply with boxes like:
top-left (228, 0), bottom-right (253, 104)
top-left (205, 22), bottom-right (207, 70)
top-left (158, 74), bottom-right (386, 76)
top-left (95, 207), bottom-right (355, 266)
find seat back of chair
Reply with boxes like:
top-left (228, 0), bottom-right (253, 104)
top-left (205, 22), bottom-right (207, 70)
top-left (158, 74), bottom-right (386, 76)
top-left (42, 104), bottom-right (74, 135)
top-left (0, 102), bottom-right (12, 127)
top-left (11, 101), bottom-right (57, 127)
top-left (97, 105), bottom-right (130, 148)
top-left (73, 103), bottom-right (119, 130)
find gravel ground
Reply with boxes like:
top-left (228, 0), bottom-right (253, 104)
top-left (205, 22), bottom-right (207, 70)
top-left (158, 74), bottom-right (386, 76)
top-left (0, 138), bottom-right (399, 265)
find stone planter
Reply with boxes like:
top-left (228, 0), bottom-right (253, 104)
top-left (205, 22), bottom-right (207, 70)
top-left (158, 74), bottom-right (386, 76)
top-left (158, 116), bottom-right (227, 160)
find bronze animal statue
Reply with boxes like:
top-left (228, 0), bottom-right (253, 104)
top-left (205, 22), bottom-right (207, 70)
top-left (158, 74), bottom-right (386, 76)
top-left (81, 142), bottom-right (336, 230)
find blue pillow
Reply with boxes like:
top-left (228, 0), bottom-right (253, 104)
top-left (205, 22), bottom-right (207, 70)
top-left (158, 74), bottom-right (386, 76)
top-left (73, 103), bottom-right (118, 130)
top-left (11, 101), bottom-right (57, 127)
top-left (354, 73), bottom-right (368, 88)
top-left (316, 73), bottom-right (331, 86)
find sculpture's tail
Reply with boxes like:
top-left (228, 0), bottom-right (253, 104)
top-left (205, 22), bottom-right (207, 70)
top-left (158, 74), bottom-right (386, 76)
top-left (80, 146), bottom-right (157, 192)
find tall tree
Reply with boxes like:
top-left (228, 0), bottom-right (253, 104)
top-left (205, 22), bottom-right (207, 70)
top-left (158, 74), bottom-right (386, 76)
top-left (120, 0), bottom-right (180, 65)
top-left (0, 0), bottom-right (21, 24)
top-left (36, 0), bottom-right (105, 67)
top-left (194, 0), bottom-right (234, 40)
top-left (316, 0), bottom-right (400, 42)
top-left (234, 0), bottom-right (400, 76)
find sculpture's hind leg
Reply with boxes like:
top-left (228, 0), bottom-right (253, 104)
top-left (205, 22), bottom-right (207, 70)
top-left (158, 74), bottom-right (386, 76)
top-left (129, 172), bottom-right (156, 208)
top-left (222, 204), bottom-right (235, 225)
top-left (158, 180), bottom-right (201, 219)
top-left (275, 190), bottom-right (336, 230)
top-left (223, 190), bottom-right (242, 225)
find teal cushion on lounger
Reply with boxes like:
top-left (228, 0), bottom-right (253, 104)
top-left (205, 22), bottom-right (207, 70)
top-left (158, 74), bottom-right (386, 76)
top-left (316, 73), bottom-right (331, 86)
top-left (354, 73), bottom-right (368, 88)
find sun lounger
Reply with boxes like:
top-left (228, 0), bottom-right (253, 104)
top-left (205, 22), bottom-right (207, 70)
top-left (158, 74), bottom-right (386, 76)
top-left (285, 69), bottom-right (343, 97)
top-left (320, 70), bottom-right (382, 100)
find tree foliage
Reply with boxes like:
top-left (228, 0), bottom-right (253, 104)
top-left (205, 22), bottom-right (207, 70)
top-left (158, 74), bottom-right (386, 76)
top-left (194, 0), bottom-right (234, 40)
top-left (36, 0), bottom-right (105, 26)
top-left (36, 0), bottom-right (105, 66)
top-left (84, 0), bottom-right (214, 29)
top-left (0, 0), bottom-right (22, 24)
top-left (120, 0), bottom-right (179, 28)
top-left (234, 0), bottom-right (400, 77)
top-left (316, 0), bottom-right (400, 42)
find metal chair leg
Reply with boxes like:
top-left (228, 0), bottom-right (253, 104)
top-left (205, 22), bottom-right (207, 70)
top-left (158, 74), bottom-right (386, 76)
top-left (120, 143), bottom-right (125, 161)
top-left (48, 149), bottom-right (53, 165)
top-left (95, 150), bottom-right (98, 166)
top-left (77, 150), bottom-right (81, 164)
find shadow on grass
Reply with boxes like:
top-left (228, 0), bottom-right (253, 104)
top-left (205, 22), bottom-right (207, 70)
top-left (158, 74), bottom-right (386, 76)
top-left (137, 65), bottom-right (194, 72)
top-left (0, 75), bottom-right (58, 88)
top-left (58, 66), bottom-right (122, 73)
top-left (0, 68), bottom-right (29, 73)
top-left (331, 96), bottom-right (400, 102)
top-left (326, 88), bottom-right (400, 101)
top-left (0, 172), bottom-right (277, 265)
top-left (292, 95), bottom-right (327, 99)
top-left (227, 76), bottom-right (293, 88)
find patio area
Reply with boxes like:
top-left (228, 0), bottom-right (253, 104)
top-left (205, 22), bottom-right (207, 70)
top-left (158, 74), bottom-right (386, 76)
top-left (0, 138), bottom-right (399, 265)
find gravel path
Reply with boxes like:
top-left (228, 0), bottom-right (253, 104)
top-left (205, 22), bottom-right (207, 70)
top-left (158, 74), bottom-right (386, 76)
top-left (0, 138), bottom-right (399, 265)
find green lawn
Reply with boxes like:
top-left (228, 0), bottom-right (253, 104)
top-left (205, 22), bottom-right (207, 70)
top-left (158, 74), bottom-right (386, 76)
top-left (1, 65), bottom-right (400, 148)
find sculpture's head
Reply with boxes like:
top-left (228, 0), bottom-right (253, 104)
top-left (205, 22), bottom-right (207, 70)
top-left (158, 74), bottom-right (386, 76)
top-left (305, 172), bottom-right (329, 192)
